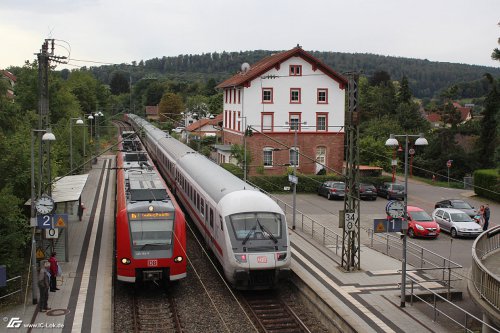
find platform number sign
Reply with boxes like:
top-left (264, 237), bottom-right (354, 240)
top-left (345, 212), bottom-right (357, 231)
top-left (37, 214), bottom-right (52, 229)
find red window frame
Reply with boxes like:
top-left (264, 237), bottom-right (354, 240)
top-left (237, 111), bottom-right (241, 132)
top-left (289, 112), bottom-right (302, 131)
top-left (289, 65), bottom-right (302, 76)
top-left (262, 88), bottom-right (273, 104)
top-left (316, 112), bottom-right (328, 131)
top-left (317, 88), bottom-right (328, 104)
top-left (290, 88), bottom-right (301, 104)
top-left (228, 110), bottom-right (232, 129)
top-left (233, 111), bottom-right (236, 129)
top-left (261, 112), bottom-right (274, 132)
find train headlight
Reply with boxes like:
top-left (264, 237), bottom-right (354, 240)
top-left (276, 252), bottom-right (287, 261)
top-left (235, 254), bottom-right (247, 263)
top-left (121, 258), bottom-right (131, 265)
top-left (174, 256), bottom-right (183, 263)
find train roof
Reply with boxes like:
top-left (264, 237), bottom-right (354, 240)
top-left (127, 170), bottom-right (168, 202)
top-left (179, 153), bottom-right (257, 203)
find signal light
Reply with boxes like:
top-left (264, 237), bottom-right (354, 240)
top-left (121, 258), bottom-right (131, 265)
top-left (174, 256), bottom-right (183, 263)
top-left (235, 254), bottom-right (247, 263)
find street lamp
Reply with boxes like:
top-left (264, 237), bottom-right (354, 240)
top-left (30, 128), bottom-right (56, 304)
top-left (286, 121), bottom-right (307, 230)
top-left (385, 133), bottom-right (428, 307)
top-left (70, 118), bottom-right (84, 174)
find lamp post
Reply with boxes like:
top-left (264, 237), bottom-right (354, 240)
top-left (286, 121), bottom-right (307, 230)
top-left (87, 114), bottom-right (94, 167)
top-left (70, 118), bottom-right (84, 174)
top-left (30, 128), bottom-right (56, 304)
top-left (385, 133), bottom-right (428, 307)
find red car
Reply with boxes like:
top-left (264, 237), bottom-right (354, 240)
top-left (406, 206), bottom-right (440, 238)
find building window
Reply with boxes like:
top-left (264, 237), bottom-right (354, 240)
top-left (238, 90), bottom-right (241, 104)
top-left (262, 112), bottom-right (274, 132)
top-left (289, 147), bottom-right (299, 167)
top-left (290, 88), bottom-right (301, 104)
top-left (289, 65), bottom-right (302, 76)
top-left (317, 89), bottom-right (328, 104)
top-left (289, 113), bottom-right (301, 131)
top-left (316, 146), bottom-right (326, 165)
top-left (225, 90), bottom-right (228, 103)
top-left (263, 147), bottom-right (273, 167)
top-left (316, 113), bottom-right (327, 131)
top-left (262, 88), bottom-right (273, 103)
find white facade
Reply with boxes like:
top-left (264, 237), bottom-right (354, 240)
top-left (223, 56), bottom-right (345, 134)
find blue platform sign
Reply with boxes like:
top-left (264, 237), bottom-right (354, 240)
top-left (0, 265), bottom-right (6, 287)
top-left (373, 218), bottom-right (403, 233)
top-left (36, 214), bottom-right (68, 229)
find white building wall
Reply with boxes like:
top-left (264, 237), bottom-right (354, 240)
top-left (239, 56), bottom-right (345, 133)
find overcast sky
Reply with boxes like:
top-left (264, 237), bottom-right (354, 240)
top-left (1, 0), bottom-right (499, 71)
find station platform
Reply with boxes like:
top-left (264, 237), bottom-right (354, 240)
top-left (2, 156), bottom-right (115, 332)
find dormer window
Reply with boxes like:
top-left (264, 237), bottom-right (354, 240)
top-left (289, 65), bottom-right (302, 76)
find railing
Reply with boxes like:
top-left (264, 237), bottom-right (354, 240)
top-left (366, 228), bottom-right (463, 286)
top-left (408, 276), bottom-right (499, 333)
top-left (0, 276), bottom-right (23, 303)
top-left (471, 225), bottom-right (500, 311)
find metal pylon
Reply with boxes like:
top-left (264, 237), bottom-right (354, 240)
top-left (341, 73), bottom-right (361, 271)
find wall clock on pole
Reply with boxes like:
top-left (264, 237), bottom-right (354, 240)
top-left (35, 194), bottom-right (55, 215)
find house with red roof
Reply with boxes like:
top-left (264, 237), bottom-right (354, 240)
top-left (1, 70), bottom-right (16, 99)
top-left (425, 102), bottom-right (473, 128)
top-left (216, 46), bottom-right (347, 175)
top-left (145, 105), bottom-right (159, 120)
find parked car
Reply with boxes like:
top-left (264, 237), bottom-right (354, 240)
top-left (377, 182), bottom-right (405, 200)
top-left (172, 126), bottom-right (185, 133)
top-left (432, 208), bottom-right (482, 238)
top-left (434, 199), bottom-right (477, 218)
top-left (318, 181), bottom-right (345, 200)
top-left (357, 183), bottom-right (377, 201)
top-left (405, 206), bottom-right (440, 238)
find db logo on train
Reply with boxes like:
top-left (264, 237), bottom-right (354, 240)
top-left (257, 256), bottom-right (268, 263)
top-left (148, 259), bottom-right (158, 267)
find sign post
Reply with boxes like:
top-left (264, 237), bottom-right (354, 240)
top-left (446, 160), bottom-right (452, 187)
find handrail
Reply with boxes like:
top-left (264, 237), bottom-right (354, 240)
top-left (471, 225), bottom-right (500, 311)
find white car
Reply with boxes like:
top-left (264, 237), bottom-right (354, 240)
top-left (172, 127), bottom-right (185, 133)
top-left (432, 208), bottom-right (482, 238)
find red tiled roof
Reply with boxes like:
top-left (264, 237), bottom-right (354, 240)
top-left (216, 47), bottom-right (347, 89)
top-left (186, 118), bottom-right (210, 132)
top-left (426, 113), bottom-right (441, 122)
top-left (1, 70), bottom-right (16, 82)
top-left (209, 113), bottom-right (223, 125)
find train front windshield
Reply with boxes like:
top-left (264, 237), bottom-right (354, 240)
top-left (129, 213), bottom-right (174, 258)
top-left (230, 212), bottom-right (282, 242)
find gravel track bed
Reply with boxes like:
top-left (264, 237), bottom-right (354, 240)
top-left (115, 221), bottom-right (329, 332)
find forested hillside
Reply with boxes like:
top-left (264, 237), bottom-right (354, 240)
top-left (88, 50), bottom-right (500, 99)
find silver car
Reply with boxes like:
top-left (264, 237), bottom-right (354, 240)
top-left (432, 208), bottom-right (482, 238)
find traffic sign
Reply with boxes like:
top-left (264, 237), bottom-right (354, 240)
top-left (446, 160), bottom-right (452, 168)
top-left (288, 174), bottom-right (298, 184)
top-left (54, 214), bottom-right (68, 228)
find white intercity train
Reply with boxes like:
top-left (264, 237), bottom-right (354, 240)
top-left (126, 114), bottom-right (291, 289)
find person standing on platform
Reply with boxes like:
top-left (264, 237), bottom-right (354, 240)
top-left (38, 260), bottom-right (51, 312)
top-left (48, 252), bottom-right (60, 292)
top-left (483, 204), bottom-right (491, 231)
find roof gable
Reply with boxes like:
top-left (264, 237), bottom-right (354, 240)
top-left (216, 47), bottom-right (347, 89)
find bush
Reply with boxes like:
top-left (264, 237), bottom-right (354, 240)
top-left (473, 169), bottom-right (500, 202)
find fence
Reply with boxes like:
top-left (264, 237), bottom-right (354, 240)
top-left (0, 276), bottom-right (23, 304)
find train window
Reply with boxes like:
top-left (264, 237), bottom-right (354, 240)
top-left (196, 193), bottom-right (200, 211)
top-left (209, 209), bottom-right (214, 228)
top-left (219, 215), bottom-right (223, 231)
top-left (200, 199), bottom-right (205, 216)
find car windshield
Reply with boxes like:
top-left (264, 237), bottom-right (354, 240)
top-left (450, 212), bottom-right (473, 222)
top-left (391, 185), bottom-right (404, 191)
top-left (452, 201), bottom-right (472, 209)
top-left (410, 211), bottom-right (433, 221)
top-left (361, 185), bottom-right (375, 190)
top-left (333, 183), bottom-right (345, 189)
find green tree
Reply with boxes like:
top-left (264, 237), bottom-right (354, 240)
top-left (186, 95), bottom-right (209, 117)
top-left (230, 144), bottom-right (252, 177)
top-left (158, 92), bottom-right (184, 121)
top-left (397, 76), bottom-right (412, 103)
top-left (477, 75), bottom-right (500, 168)
top-left (492, 22), bottom-right (500, 61)
top-left (208, 92), bottom-right (223, 115)
top-left (109, 71), bottom-right (130, 95)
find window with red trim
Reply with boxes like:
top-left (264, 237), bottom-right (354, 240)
top-left (317, 89), bottom-right (328, 104)
top-left (316, 113), bottom-right (328, 131)
top-left (289, 113), bottom-right (301, 131)
top-left (290, 88), bottom-right (301, 104)
top-left (262, 112), bottom-right (274, 132)
top-left (262, 88), bottom-right (273, 103)
top-left (289, 65), bottom-right (302, 76)
top-left (225, 90), bottom-right (228, 103)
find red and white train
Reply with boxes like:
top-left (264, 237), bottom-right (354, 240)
top-left (126, 115), bottom-right (291, 290)
top-left (115, 130), bottom-right (187, 284)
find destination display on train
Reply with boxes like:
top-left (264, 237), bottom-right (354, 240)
top-left (129, 212), bottom-right (171, 220)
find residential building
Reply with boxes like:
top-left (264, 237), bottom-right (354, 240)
top-left (216, 46), bottom-right (347, 175)
top-left (1, 70), bottom-right (16, 99)
top-left (145, 105), bottom-right (159, 121)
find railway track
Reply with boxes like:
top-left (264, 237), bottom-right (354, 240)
top-left (242, 291), bottom-right (312, 333)
top-left (132, 288), bottom-right (183, 333)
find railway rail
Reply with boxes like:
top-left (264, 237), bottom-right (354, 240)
top-left (241, 291), bottom-right (312, 333)
top-left (132, 288), bottom-right (183, 333)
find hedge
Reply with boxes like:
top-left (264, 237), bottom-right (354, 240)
top-left (473, 169), bottom-right (500, 202)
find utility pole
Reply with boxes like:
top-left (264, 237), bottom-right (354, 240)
top-left (341, 73), bottom-right (361, 271)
